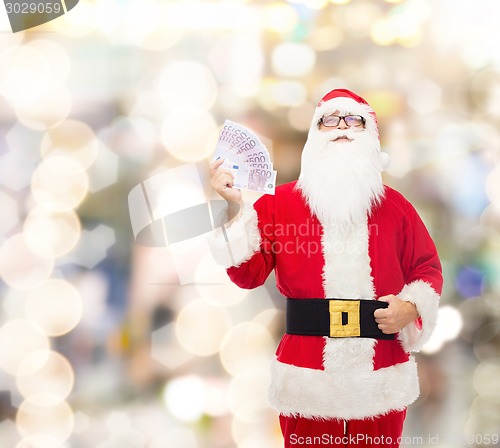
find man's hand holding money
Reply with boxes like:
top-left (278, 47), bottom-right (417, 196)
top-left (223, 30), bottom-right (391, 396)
top-left (210, 158), bottom-right (243, 206)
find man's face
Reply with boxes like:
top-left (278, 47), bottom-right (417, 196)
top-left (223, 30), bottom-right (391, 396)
top-left (318, 110), bottom-right (366, 143)
top-left (298, 107), bottom-right (384, 226)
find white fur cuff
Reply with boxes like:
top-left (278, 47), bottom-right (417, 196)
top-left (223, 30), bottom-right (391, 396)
top-left (397, 280), bottom-right (440, 352)
top-left (206, 202), bottom-right (261, 268)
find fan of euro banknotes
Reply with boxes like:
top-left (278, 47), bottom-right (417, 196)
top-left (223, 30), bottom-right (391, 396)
top-left (213, 120), bottom-right (277, 195)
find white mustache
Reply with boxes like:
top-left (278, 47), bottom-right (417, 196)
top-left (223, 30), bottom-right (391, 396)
top-left (325, 129), bottom-right (359, 141)
top-left (312, 129), bottom-right (360, 147)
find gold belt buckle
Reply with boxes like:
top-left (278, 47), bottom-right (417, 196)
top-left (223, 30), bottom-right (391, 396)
top-left (329, 300), bottom-right (361, 337)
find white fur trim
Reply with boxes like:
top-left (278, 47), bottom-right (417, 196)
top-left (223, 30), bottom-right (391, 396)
top-left (268, 356), bottom-right (419, 420)
top-left (397, 280), bottom-right (440, 352)
top-left (312, 97), bottom-right (379, 141)
top-left (206, 202), bottom-right (261, 268)
top-left (323, 338), bottom-right (376, 374)
top-left (321, 218), bottom-right (375, 299)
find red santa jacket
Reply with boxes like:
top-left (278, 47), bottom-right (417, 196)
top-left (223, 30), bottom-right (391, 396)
top-left (208, 181), bottom-right (442, 420)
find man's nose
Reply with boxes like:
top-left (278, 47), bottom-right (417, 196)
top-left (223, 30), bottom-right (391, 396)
top-left (336, 118), bottom-right (348, 129)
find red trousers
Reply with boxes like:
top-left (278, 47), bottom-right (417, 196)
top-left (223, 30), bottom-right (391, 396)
top-left (280, 409), bottom-right (406, 448)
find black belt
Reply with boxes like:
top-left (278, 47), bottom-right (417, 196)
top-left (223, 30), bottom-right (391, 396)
top-left (286, 298), bottom-right (395, 340)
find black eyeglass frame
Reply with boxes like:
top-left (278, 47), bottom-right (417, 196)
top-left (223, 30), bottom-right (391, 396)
top-left (319, 115), bottom-right (366, 128)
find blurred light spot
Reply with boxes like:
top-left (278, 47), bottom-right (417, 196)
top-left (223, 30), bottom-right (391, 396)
top-left (364, 90), bottom-right (402, 118)
top-left (125, 1), bottom-right (181, 51)
top-left (23, 208), bottom-right (81, 258)
top-left (252, 308), bottom-right (283, 329)
top-left (1, 289), bottom-right (28, 320)
top-left (227, 372), bottom-right (270, 423)
top-left (262, 3), bottom-right (298, 33)
top-left (195, 261), bottom-right (249, 307)
top-left (16, 350), bottom-right (74, 404)
top-left (126, 91), bottom-right (159, 124)
top-left (271, 81), bottom-right (307, 107)
top-left (140, 165), bottom-right (206, 221)
top-left (164, 2), bottom-right (259, 30)
top-left (456, 265), bottom-right (485, 299)
top-left (258, 79), bottom-right (280, 111)
top-left (486, 165), bottom-right (500, 203)
top-left (72, 411), bottom-right (90, 435)
top-left (237, 432), bottom-right (282, 448)
top-left (100, 116), bottom-right (157, 163)
top-left (450, 154), bottom-right (490, 218)
top-left (203, 377), bottom-right (229, 417)
top-left (481, 202), bottom-right (500, 236)
top-left (163, 375), bottom-right (205, 422)
top-left (175, 299), bottom-right (232, 356)
top-left (330, 0), bottom-right (350, 4)
top-left (422, 305), bottom-right (463, 354)
top-left (191, 255), bottom-right (229, 290)
top-left (458, 225), bottom-right (492, 254)
top-left (49, 1), bottom-right (95, 37)
top-left (289, 0), bottom-right (328, 9)
top-left (86, 142), bottom-right (119, 193)
top-left (16, 434), bottom-right (70, 448)
top-left (151, 323), bottom-right (194, 370)
top-left (72, 225), bottom-right (115, 269)
top-left (407, 79), bottom-right (442, 114)
top-left (207, 33), bottom-right (263, 94)
top-left (0, 191), bottom-right (19, 237)
top-left (3, 52), bottom-right (71, 131)
top-left (343, 2), bottom-right (381, 36)
top-left (97, 412), bottom-right (147, 448)
top-left (170, 235), bottom-right (223, 285)
top-left (433, 126), bottom-right (470, 173)
top-left (14, 86), bottom-right (72, 131)
top-left (370, 4), bottom-right (425, 47)
top-left (473, 358), bottom-right (500, 400)
top-left (288, 101), bottom-right (316, 132)
top-left (232, 417), bottom-right (258, 445)
top-left (74, 271), bottom-right (109, 327)
top-left (271, 43), bottom-right (316, 78)
top-left (2, 122), bottom-right (42, 191)
top-left (161, 109), bottom-right (217, 162)
top-left (27, 40), bottom-right (71, 85)
top-left (25, 279), bottom-right (83, 337)
top-left (91, 0), bottom-right (120, 38)
top-left (0, 45), bottom-right (50, 105)
top-left (41, 120), bottom-right (99, 169)
top-left (156, 61), bottom-right (217, 112)
top-left (473, 322), bottom-right (500, 362)
top-left (0, 234), bottom-right (53, 290)
top-left (370, 18), bottom-right (395, 46)
top-left (309, 26), bottom-right (344, 51)
top-left (31, 156), bottom-right (89, 212)
top-left (0, 319), bottom-right (50, 375)
top-left (465, 396), bottom-right (500, 435)
top-left (219, 322), bottom-right (274, 378)
top-left (472, 122), bottom-right (500, 151)
top-left (384, 120), bottom-right (412, 178)
top-left (149, 427), bottom-right (199, 448)
top-left (16, 397), bottom-right (74, 446)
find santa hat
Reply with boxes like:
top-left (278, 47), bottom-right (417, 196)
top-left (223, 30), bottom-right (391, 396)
top-left (310, 88), bottom-right (390, 169)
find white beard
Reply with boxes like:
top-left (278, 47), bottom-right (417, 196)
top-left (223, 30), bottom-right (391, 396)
top-left (296, 128), bottom-right (385, 228)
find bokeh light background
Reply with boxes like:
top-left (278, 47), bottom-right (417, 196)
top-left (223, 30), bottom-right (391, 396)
top-left (1, 0), bottom-right (500, 446)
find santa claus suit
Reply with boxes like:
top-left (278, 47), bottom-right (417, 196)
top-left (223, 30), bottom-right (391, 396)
top-left (208, 89), bottom-right (442, 447)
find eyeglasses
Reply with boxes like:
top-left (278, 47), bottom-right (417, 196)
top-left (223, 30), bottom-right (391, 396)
top-left (320, 114), bottom-right (365, 128)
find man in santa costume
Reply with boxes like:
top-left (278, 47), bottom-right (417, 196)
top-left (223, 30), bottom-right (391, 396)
top-left (208, 89), bottom-right (442, 447)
